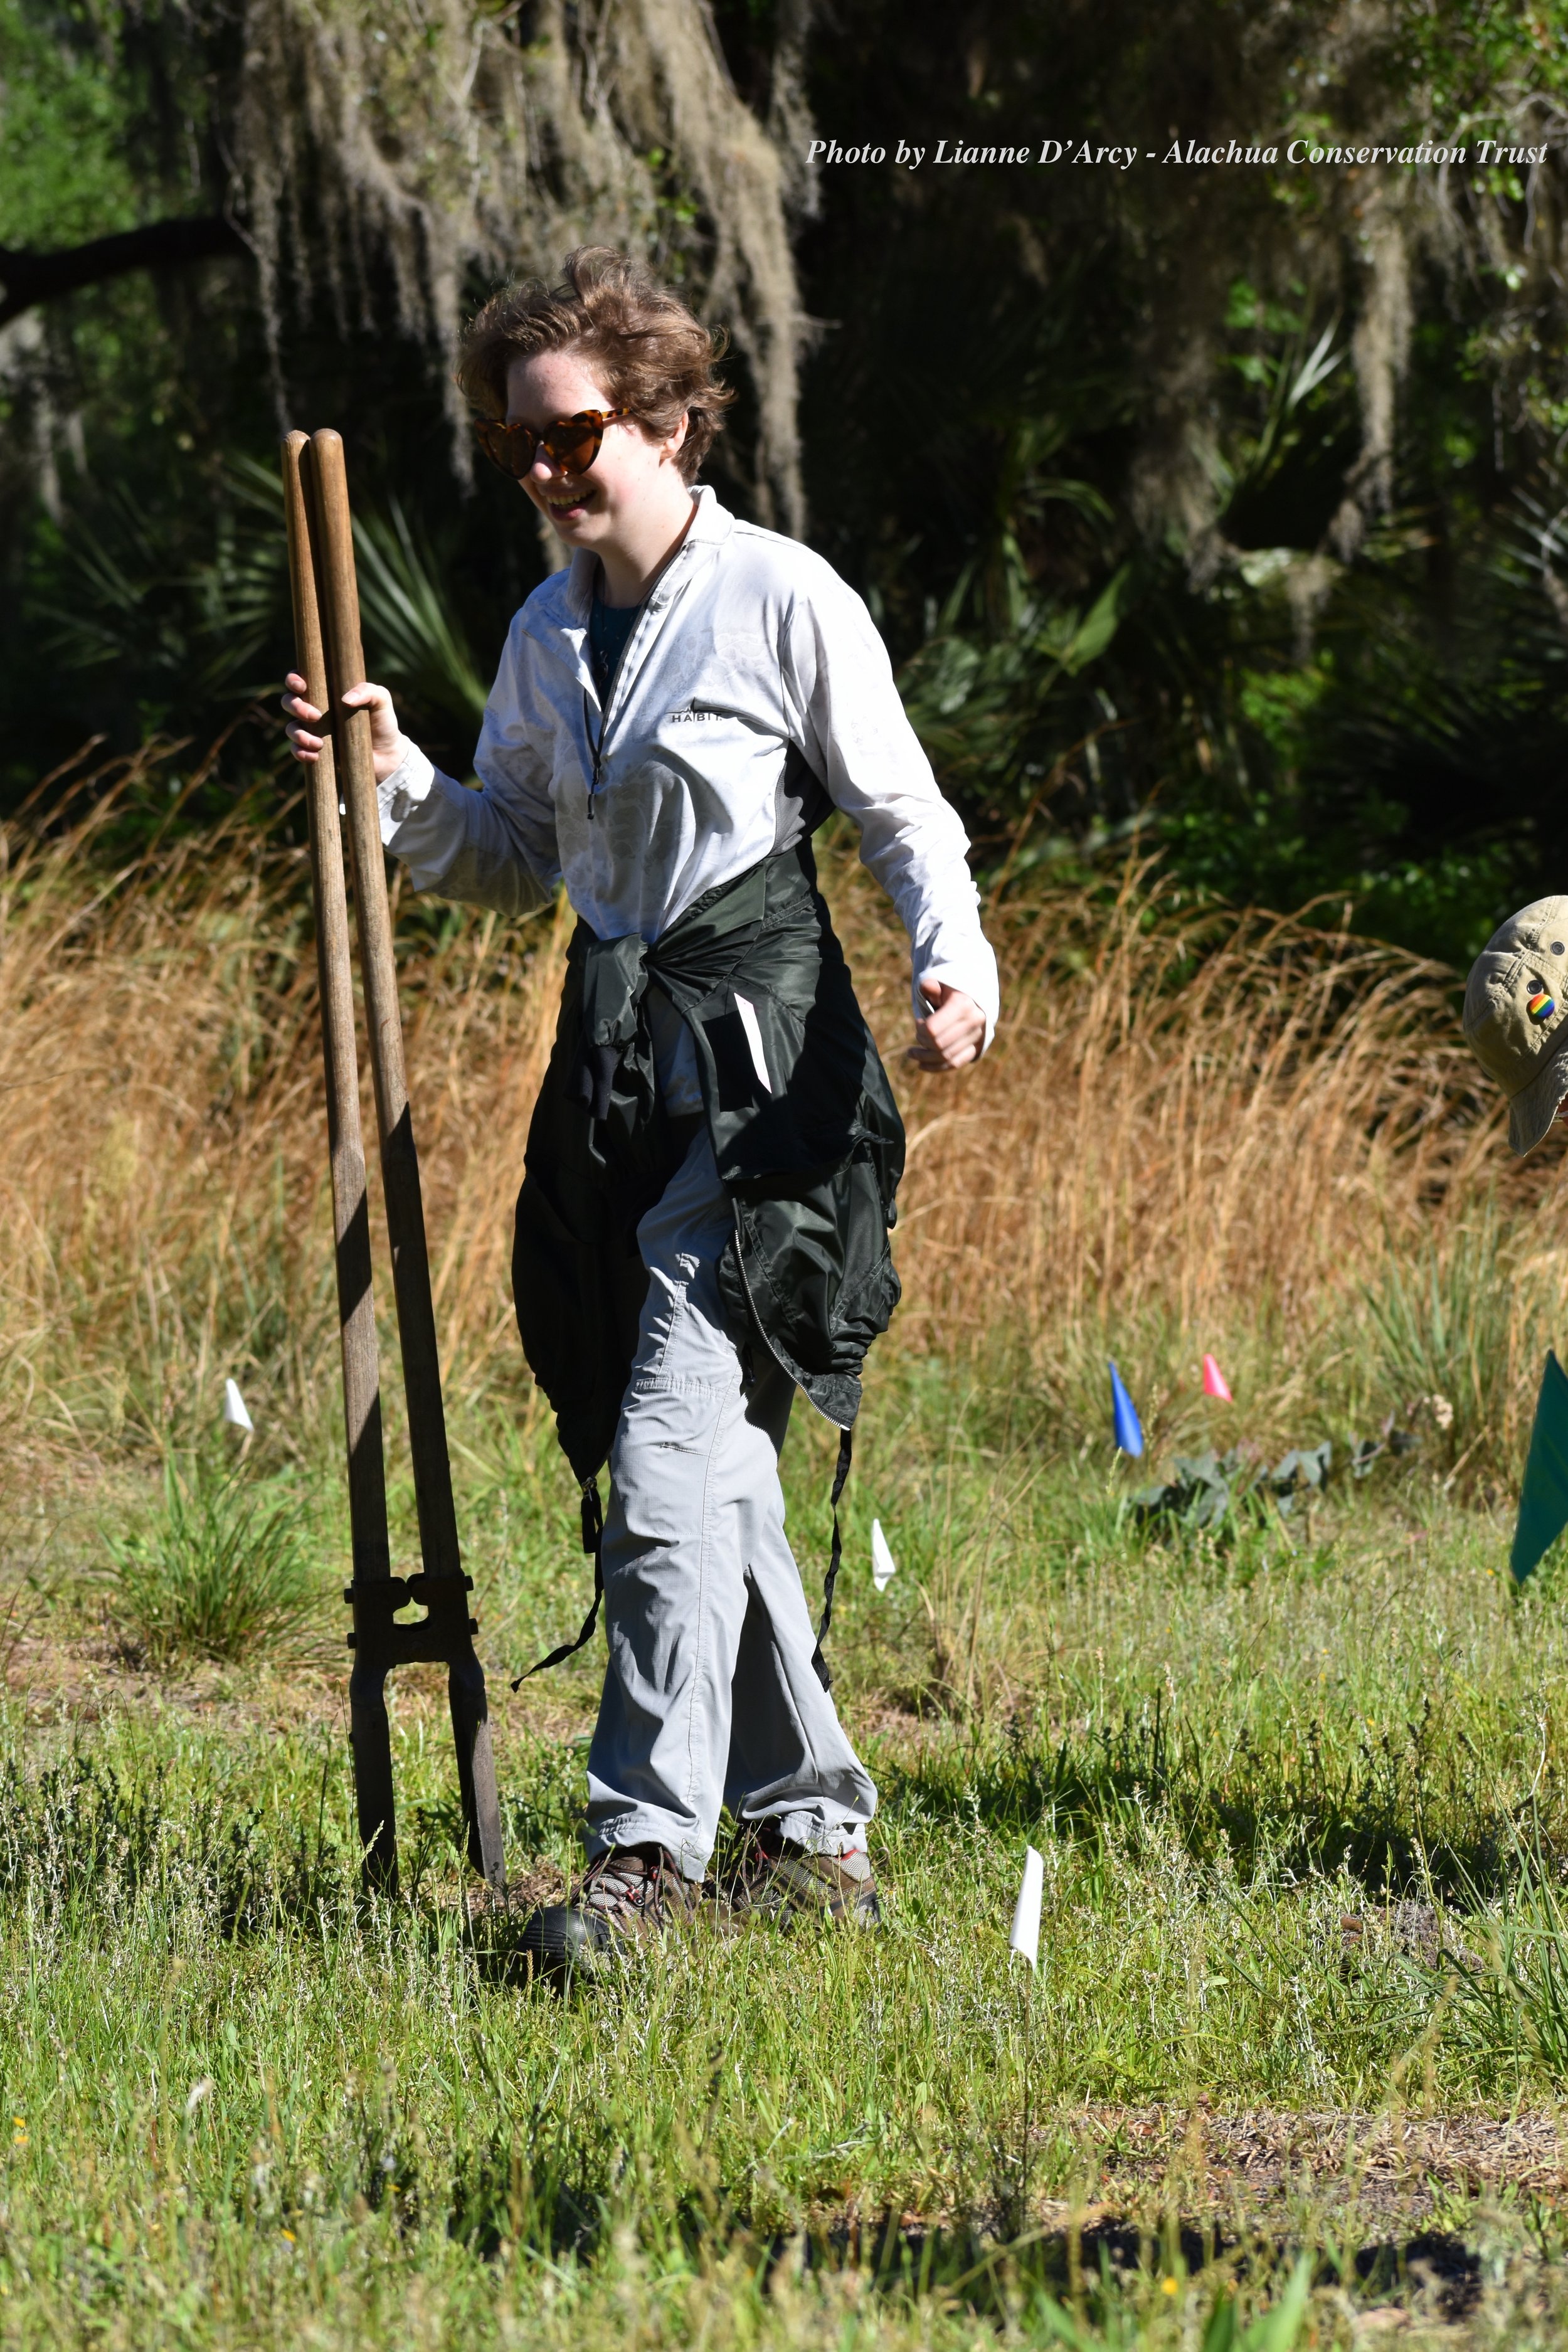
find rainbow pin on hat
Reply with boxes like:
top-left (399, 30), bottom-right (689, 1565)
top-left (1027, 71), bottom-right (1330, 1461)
top-left (1465, 898), bottom-right (1568, 1155)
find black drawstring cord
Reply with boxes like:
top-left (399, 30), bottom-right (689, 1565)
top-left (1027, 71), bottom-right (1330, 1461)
top-left (809, 1426), bottom-right (854, 1691)
top-left (512, 1478), bottom-right (604, 1687)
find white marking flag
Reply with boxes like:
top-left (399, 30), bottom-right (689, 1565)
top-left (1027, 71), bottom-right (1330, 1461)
top-left (1009, 1845), bottom-right (1044, 1969)
top-left (223, 1379), bottom-right (254, 1433)
top-left (871, 1519), bottom-right (898, 1592)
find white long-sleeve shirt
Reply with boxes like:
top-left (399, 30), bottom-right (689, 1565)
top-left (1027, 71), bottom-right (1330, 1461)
top-left (377, 484), bottom-right (999, 1042)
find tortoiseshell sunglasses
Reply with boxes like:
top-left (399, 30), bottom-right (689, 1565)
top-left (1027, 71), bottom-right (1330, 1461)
top-left (474, 408), bottom-right (630, 480)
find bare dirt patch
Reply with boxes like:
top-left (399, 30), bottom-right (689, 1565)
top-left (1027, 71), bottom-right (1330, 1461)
top-left (1, 1624), bottom-right (598, 1745)
top-left (1065, 2104), bottom-right (1568, 2225)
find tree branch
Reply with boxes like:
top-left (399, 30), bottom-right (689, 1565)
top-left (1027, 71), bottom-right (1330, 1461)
top-left (0, 215), bottom-right (248, 331)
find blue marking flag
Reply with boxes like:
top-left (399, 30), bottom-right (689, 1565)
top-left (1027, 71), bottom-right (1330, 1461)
top-left (1512, 1350), bottom-right (1568, 1583)
top-left (1108, 1359), bottom-right (1144, 1457)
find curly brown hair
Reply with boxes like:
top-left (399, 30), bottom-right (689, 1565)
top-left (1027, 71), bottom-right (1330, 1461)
top-left (456, 248), bottom-right (735, 484)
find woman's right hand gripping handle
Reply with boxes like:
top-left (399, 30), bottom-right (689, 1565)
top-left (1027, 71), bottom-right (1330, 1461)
top-left (282, 674), bottom-right (409, 786)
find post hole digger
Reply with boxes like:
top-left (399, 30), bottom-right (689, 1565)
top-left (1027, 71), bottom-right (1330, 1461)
top-left (281, 428), bottom-right (506, 1902)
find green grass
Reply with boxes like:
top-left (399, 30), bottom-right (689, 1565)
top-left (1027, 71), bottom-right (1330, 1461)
top-left (101, 1451), bottom-right (319, 1665)
top-left (11, 1369), bottom-right (1568, 2344)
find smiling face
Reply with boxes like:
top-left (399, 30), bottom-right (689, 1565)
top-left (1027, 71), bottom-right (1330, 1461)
top-left (505, 347), bottom-right (689, 557)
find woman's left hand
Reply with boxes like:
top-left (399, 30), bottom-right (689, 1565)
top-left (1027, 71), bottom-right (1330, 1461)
top-left (907, 980), bottom-right (986, 1072)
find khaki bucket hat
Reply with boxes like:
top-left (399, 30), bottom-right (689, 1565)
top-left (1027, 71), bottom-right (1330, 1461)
top-left (1464, 897), bottom-right (1568, 1155)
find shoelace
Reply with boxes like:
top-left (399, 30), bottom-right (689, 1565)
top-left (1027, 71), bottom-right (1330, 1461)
top-left (581, 1846), bottom-right (669, 1921)
top-left (741, 1832), bottom-right (869, 1893)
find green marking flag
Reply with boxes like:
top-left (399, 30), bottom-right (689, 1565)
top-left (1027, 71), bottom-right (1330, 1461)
top-left (1512, 1350), bottom-right (1568, 1584)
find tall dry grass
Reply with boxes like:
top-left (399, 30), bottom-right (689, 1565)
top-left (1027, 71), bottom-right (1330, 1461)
top-left (0, 746), bottom-right (566, 1488)
top-left (1, 740), bottom-right (1560, 1493)
top-left (829, 854), bottom-right (1568, 1458)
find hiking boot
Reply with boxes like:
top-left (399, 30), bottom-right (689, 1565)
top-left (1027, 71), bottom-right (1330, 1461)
top-left (723, 1823), bottom-right (882, 1926)
top-left (519, 1842), bottom-right (698, 1977)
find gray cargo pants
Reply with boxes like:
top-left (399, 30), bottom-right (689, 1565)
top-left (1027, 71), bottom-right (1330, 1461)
top-left (584, 1128), bottom-right (878, 1881)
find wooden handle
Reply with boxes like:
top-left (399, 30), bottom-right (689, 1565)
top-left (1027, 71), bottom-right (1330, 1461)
top-left (282, 432), bottom-right (332, 726)
top-left (304, 432), bottom-right (411, 1152)
top-left (305, 426), bottom-right (453, 1566)
top-left (282, 429), bottom-right (388, 1549)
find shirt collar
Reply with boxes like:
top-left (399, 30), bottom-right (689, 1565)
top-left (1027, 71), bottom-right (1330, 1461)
top-left (563, 484), bottom-right (733, 620)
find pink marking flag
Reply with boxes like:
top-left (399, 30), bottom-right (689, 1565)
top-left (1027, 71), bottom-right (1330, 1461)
top-left (1202, 1354), bottom-right (1233, 1403)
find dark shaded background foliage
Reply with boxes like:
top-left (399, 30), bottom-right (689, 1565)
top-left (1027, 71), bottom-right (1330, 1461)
top-left (5, 0), bottom-right (1568, 963)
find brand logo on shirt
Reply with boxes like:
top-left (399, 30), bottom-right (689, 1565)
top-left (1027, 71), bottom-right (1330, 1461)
top-left (667, 701), bottom-right (729, 723)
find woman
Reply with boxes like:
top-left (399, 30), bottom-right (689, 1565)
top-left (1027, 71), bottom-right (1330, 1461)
top-left (285, 249), bottom-right (997, 1969)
